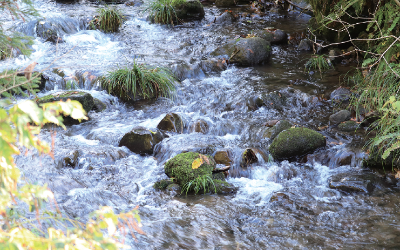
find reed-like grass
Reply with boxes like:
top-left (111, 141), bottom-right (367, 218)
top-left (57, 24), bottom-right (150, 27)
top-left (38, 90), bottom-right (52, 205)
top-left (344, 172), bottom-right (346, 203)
top-left (90, 6), bottom-right (124, 32)
top-left (99, 62), bottom-right (176, 101)
top-left (145, 0), bottom-right (186, 25)
top-left (305, 55), bottom-right (332, 77)
top-left (182, 174), bottom-right (216, 195)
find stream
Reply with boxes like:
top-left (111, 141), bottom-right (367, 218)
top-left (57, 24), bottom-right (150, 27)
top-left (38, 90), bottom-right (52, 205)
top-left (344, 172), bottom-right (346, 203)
top-left (2, 0), bottom-right (400, 249)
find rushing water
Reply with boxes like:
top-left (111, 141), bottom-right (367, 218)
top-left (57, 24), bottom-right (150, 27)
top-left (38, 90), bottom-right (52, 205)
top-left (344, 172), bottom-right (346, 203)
top-left (3, 0), bottom-right (400, 249)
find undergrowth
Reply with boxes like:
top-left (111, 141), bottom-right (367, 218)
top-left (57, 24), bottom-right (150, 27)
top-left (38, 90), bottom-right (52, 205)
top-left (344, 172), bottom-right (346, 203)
top-left (305, 55), bottom-right (332, 77)
top-left (0, 69), bottom-right (41, 98)
top-left (99, 62), bottom-right (176, 101)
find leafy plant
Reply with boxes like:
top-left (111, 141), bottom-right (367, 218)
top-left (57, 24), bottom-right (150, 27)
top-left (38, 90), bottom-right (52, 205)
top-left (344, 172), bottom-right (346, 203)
top-left (99, 62), bottom-right (176, 101)
top-left (90, 6), bottom-right (124, 32)
top-left (182, 174), bottom-right (217, 195)
top-left (0, 69), bottom-right (41, 98)
top-left (145, 0), bottom-right (186, 25)
top-left (305, 55), bottom-right (332, 77)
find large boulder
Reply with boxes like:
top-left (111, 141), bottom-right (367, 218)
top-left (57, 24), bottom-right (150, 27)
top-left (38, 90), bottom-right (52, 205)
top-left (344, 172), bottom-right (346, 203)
top-left (330, 87), bottom-right (352, 104)
top-left (174, 0), bottom-right (205, 20)
top-left (254, 29), bottom-right (288, 44)
top-left (338, 120), bottom-right (360, 132)
top-left (261, 91), bottom-right (287, 111)
top-left (269, 127), bottom-right (326, 160)
top-left (329, 110), bottom-right (351, 125)
top-left (211, 37), bottom-right (272, 66)
top-left (119, 127), bottom-right (166, 155)
top-left (215, 11), bottom-right (236, 24)
top-left (37, 91), bottom-right (94, 113)
top-left (157, 113), bottom-right (183, 133)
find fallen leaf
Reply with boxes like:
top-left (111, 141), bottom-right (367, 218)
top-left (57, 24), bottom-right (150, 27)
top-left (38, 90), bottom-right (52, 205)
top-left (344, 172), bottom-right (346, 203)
top-left (200, 154), bottom-right (210, 164)
top-left (395, 171), bottom-right (400, 179)
top-left (192, 158), bottom-right (204, 169)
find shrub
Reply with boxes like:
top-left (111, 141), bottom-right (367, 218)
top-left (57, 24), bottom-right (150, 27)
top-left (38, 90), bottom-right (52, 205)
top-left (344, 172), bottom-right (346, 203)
top-left (100, 62), bottom-right (176, 102)
top-left (89, 6), bottom-right (124, 32)
top-left (145, 0), bottom-right (186, 25)
top-left (0, 69), bottom-right (41, 98)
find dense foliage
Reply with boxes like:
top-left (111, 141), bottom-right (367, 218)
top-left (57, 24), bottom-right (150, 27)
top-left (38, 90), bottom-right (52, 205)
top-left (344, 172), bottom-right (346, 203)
top-left (89, 6), bottom-right (124, 32)
top-left (145, 0), bottom-right (186, 25)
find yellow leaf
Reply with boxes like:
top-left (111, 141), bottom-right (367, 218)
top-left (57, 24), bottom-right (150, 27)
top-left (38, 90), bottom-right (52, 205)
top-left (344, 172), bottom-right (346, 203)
top-left (192, 157), bottom-right (204, 169)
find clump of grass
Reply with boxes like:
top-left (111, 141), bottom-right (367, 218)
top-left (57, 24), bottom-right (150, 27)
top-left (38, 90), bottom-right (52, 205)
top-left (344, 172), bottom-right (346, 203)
top-left (182, 174), bottom-right (216, 195)
top-left (90, 6), bottom-right (124, 32)
top-left (99, 62), bottom-right (176, 102)
top-left (305, 55), bottom-right (332, 77)
top-left (145, 0), bottom-right (186, 25)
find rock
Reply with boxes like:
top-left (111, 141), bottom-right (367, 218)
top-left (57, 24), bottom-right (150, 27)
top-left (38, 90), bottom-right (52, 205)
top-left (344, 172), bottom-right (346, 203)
top-left (212, 179), bottom-right (237, 194)
top-left (330, 87), bottom-right (352, 103)
top-left (92, 98), bottom-right (107, 112)
top-left (240, 148), bottom-right (258, 167)
top-left (35, 17), bottom-right (81, 43)
top-left (254, 29), bottom-right (288, 44)
top-left (119, 127), bottom-right (166, 155)
top-left (190, 119), bottom-right (208, 134)
top-left (263, 119), bottom-right (280, 127)
top-left (329, 172), bottom-right (385, 194)
top-left (171, 62), bottom-right (203, 81)
top-left (157, 113), bottom-right (183, 133)
top-left (125, 0), bottom-right (143, 6)
top-left (165, 183), bottom-right (181, 195)
top-left (329, 110), bottom-right (351, 125)
top-left (214, 150), bottom-right (232, 165)
top-left (164, 152), bottom-right (216, 187)
top-left (261, 91), bottom-right (286, 111)
top-left (199, 59), bottom-right (227, 72)
top-left (247, 96), bottom-right (264, 110)
top-left (211, 37), bottom-right (272, 66)
top-left (338, 120), bottom-right (360, 132)
top-left (154, 179), bottom-right (174, 190)
top-left (297, 39), bottom-right (313, 51)
top-left (269, 127), bottom-right (326, 160)
top-left (215, 11), bottom-right (236, 24)
top-left (37, 91), bottom-right (94, 113)
top-left (263, 120), bottom-right (292, 140)
top-left (328, 48), bottom-right (342, 64)
top-left (174, 0), bottom-right (205, 20)
top-left (63, 150), bottom-right (80, 168)
top-left (215, 0), bottom-right (235, 7)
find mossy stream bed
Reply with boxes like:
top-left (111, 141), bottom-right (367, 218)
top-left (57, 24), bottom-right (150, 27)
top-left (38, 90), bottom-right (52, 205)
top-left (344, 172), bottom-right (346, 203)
top-left (3, 0), bottom-right (400, 248)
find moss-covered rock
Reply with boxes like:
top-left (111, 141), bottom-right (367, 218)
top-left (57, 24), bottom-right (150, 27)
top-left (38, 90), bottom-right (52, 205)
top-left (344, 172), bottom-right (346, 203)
top-left (211, 37), bottom-right (272, 66)
top-left (157, 113), bottom-right (183, 133)
top-left (338, 120), bottom-right (360, 132)
top-left (215, 0), bottom-right (235, 7)
top-left (174, 0), bottom-right (205, 20)
top-left (37, 91), bottom-right (94, 113)
top-left (37, 91), bottom-right (94, 125)
top-left (154, 179), bottom-right (174, 190)
top-left (119, 127), bottom-right (166, 155)
top-left (212, 179), bottom-right (236, 194)
top-left (164, 152), bottom-right (216, 187)
top-left (269, 127), bottom-right (326, 160)
top-left (263, 120), bottom-right (292, 140)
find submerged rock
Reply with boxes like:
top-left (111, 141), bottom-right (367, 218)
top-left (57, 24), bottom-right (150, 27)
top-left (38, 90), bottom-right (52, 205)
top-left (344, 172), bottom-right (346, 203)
top-left (269, 127), bottom-right (326, 160)
top-left (154, 179), bottom-right (174, 190)
top-left (261, 91), bottom-right (287, 110)
top-left (92, 98), bottom-right (107, 112)
top-left (174, 0), bottom-right (205, 20)
top-left (157, 113), bottom-right (184, 133)
top-left (330, 87), bottom-right (352, 103)
top-left (297, 39), bottom-right (313, 51)
top-left (329, 172), bottom-right (391, 194)
top-left (211, 37), bottom-right (272, 66)
top-left (329, 110), bottom-right (351, 125)
top-left (254, 29), bottom-right (288, 44)
top-left (240, 148), bottom-right (258, 167)
top-left (119, 127), bottom-right (166, 155)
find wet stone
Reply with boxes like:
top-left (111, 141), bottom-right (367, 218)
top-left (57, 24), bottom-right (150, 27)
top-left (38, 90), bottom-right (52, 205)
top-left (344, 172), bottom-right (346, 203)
top-left (157, 113), bottom-right (184, 133)
top-left (328, 172), bottom-right (389, 194)
top-left (214, 150), bottom-right (232, 166)
top-left (240, 148), bottom-right (258, 167)
top-left (190, 119), bottom-right (208, 134)
top-left (119, 127), bottom-right (166, 155)
top-left (92, 98), bottom-right (107, 112)
top-left (329, 110), bottom-right (351, 125)
top-left (269, 127), bottom-right (326, 161)
top-left (215, 11), bottom-right (236, 24)
top-left (261, 91), bottom-right (286, 111)
top-left (338, 120), bottom-right (360, 132)
top-left (297, 39), bottom-right (312, 51)
top-left (254, 29), bottom-right (288, 44)
top-left (174, 0), bottom-right (205, 20)
top-left (263, 120), bottom-right (292, 141)
top-left (330, 87), bottom-right (352, 103)
top-left (215, 0), bottom-right (236, 7)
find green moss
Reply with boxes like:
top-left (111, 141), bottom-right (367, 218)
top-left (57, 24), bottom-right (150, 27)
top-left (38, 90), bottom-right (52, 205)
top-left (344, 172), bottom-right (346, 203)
top-left (269, 127), bottom-right (326, 160)
top-left (164, 152), bottom-right (215, 186)
top-left (154, 179), bottom-right (173, 190)
top-left (37, 91), bottom-right (94, 113)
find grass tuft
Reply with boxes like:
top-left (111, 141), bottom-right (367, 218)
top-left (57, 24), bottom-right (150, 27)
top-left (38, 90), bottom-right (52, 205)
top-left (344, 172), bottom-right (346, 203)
top-left (182, 174), bottom-right (216, 195)
top-left (305, 55), bottom-right (332, 77)
top-left (90, 6), bottom-right (124, 32)
top-left (145, 0), bottom-right (186, 25)
top-left (99, 62), bottom-right (176, 101)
